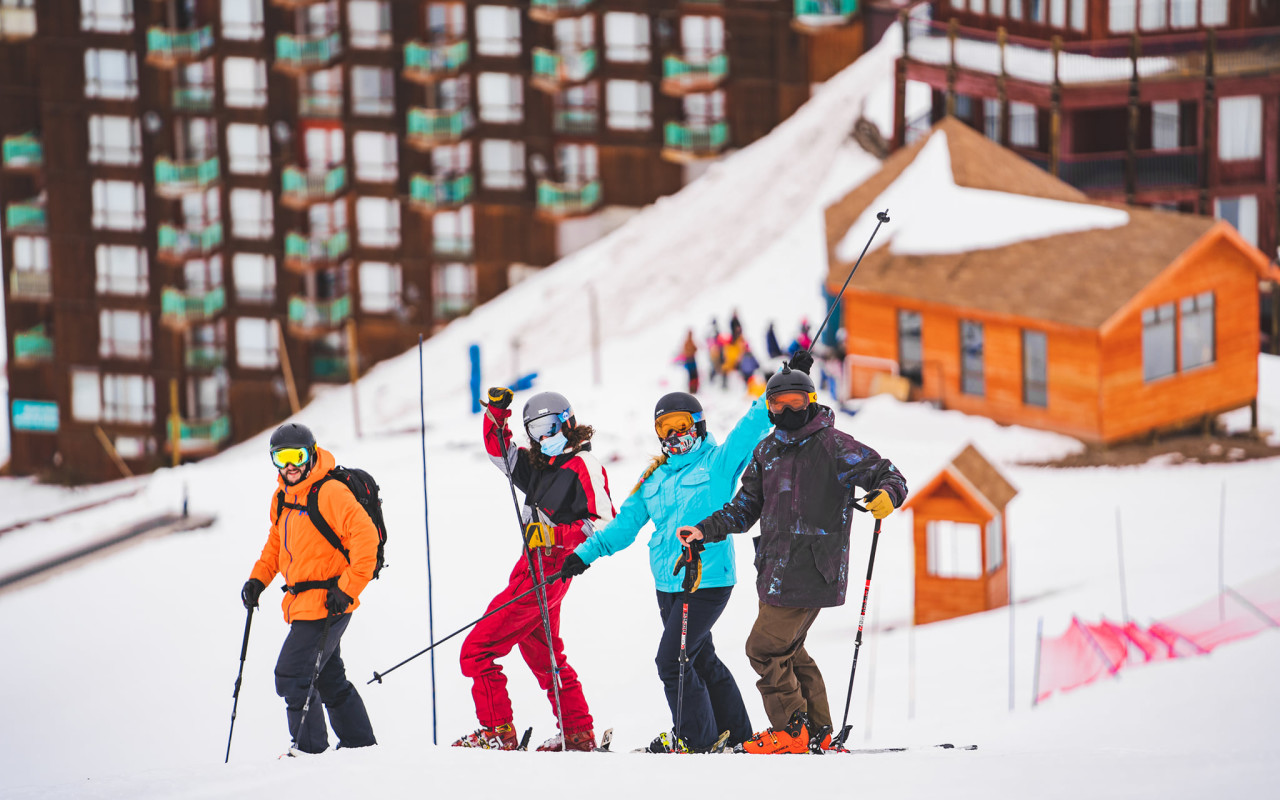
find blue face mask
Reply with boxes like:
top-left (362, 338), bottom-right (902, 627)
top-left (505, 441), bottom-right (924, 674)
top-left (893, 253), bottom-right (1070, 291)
top-left (538, 431), bottom-right (569, 457)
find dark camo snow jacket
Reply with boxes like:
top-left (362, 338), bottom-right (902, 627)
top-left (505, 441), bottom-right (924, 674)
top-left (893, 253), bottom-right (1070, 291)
top-left (697, 405), bottom-right (907, 609)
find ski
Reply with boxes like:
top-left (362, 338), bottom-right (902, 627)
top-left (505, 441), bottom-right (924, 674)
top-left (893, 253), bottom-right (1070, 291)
top-left (592, 727), bottom-right (613, 752)
top-left (835, 743), bottom-right (978, 754)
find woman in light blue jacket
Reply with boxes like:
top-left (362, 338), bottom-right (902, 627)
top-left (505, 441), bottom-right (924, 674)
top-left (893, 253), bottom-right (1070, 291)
top-left (559, 391), bottom-right (772, 752)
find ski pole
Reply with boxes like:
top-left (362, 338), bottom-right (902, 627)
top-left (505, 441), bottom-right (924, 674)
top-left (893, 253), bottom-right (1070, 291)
top-left (810, 209), bottom-right (890, 350)
top-left (418, 334), bottom-right (438, 745)
top-left (673, 600), bottom-right (689, 751)
top-left (367, 573), bottom-right (562, 685)
top-left (224, 605), bottom-right (254, 763)
top-left (835, 515), bottom-right (882, 748)
top-left (289, 613), bottom-right (333, 756)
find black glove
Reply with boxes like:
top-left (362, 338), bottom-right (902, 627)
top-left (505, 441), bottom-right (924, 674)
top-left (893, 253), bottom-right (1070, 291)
top-left (672, 541), bottom-right (705, 593)
top-left (326, 585), bottom-right (354, 616)
top-left (486, 387), bottom-right (514, 409)
top-left (559, 553), bottom-right (589, 580)
top-left (241, 578), bottom-right (265, 610)
top-left (788, 348), bottom-right (814, 374)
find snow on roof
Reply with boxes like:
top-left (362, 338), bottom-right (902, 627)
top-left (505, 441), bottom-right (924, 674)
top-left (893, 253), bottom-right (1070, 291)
top-left (834, 130), bottom-right (1130, 262)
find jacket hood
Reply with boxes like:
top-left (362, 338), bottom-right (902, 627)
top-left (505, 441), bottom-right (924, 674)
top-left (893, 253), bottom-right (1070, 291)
top-left (772, 405), bottom-right (834, 445)
top-left (277, 446), bottom-right (336, 495)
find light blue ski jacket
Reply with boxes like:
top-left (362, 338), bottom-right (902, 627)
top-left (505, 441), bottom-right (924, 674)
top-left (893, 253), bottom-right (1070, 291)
top-left (574, 396), bottom-right (772, 593)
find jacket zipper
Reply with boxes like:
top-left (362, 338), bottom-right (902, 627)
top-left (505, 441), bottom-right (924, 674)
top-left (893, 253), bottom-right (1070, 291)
top-left (282, 502), bottom-right (294, 623)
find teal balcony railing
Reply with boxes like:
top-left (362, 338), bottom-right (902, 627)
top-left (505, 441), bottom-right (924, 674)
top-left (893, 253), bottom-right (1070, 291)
top-left (2, 133), bottom-right (42, 168)
top-left (311, 354), bottom-right (349, 382)
top-left (299, 91), bottom-right (343, 118)
top-left (161, 286), bottom-right (227, 326)
top-left (282, 165), bottom-right (348, 205)
top-left (14, 326), bottom-right (53, 362)
top-left (664, 120), bottom-right (730, 156)
top-left (284, 230), bottom-right (351, 268)
top-left (536, 178), bottom-right (601, 217)
top-left (433, 235), bottom-right (474, 260)
top-left (529, 0), bottom-right (595, 18)
top-left (170, 414), bottom-right (231, 448)
top-left (147, 25), bottom-right (214, 63)
top-left (409, 173), bottom-right (474, 212)
top-left (553, 108), bottom-right (598, 134)
top-left (158, 222), bottom-right (224, 262)
top-left (155, 156), bottom-right (220, 196)
top-left (662, 52), bottom-right (729, 89)
top-left (404, 39), bottom-right (470, 79)
top-left (172, 86), bottom-right (215, 111)
top-left (794, 0), bottom-right (858, 25)
top-left (288, 295), bottom-right (352, 332)
top-left (5, 199), bottom-right (45, 231)
top-left (406, 107), bottom-right (474, 148)
top-left (184, 344), bottom-right (227, 370)
top-left (275, 31), bottom-right (342, 70)
top-left (8, 270), bottom-right (51, 300)
top-left (532, 47), bottom-right (598, 88)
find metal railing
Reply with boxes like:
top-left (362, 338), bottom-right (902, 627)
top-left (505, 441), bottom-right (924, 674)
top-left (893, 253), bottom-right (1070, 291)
top-left (155, 156), bottom-right (220, 193)
top-left (299, 92), bottom-right (343, 118)
top-left (409, 173), bottom-right (474, 211)
top-left (553, 108), bottom-right (598, 134)
top-left (282, 165), bottom-right (348, 202)
top-left (158, 222), bottom-right (224, 259)
top-left (536, 178), bottom-right (602, 216)
top-left (407, 107), bottom-right (475, 145)
top-left (171, 414), bottom-right (231, 447)
top-left (147, 25), bottom-right (214, 61)
top-left (185, 345), bottom-right (227, 370)
top-left (161, 286), bottom-right (227, 323)
top-left (530, 0), bottom-right (595, 15)
top-left (663, 52), bottom-right (729, 85)
top-left (5, 200), bottom-right (45, 231)
top-left (288, 294), bottom-right (352, 330)
top-left (433, 235), bottom-right (474, 260)
top-left (275, 31), bottom-right (343, 69)
top-left (311, 355), bottom-right (349, 382)
top-left (285, 230), bottom-right (351, 264)
top-left (2, 133), bottom-right (41, 167)
top-left (664, 120), bottom-right (731, 154)
top-left (404, 39), bottom-right (470, 77)
top-left (9, 270), bottom-right (51, 299)
top-left (14, 327), bottom-right (53, 362)
top-left (532, 47), bottom-right (598, 85)
top-left (172, 86), bottom-right (215, 111)
top-left (1054, 147), bottom-right (1201, 193)
top-left (794, 0), bottom-right (858, 24)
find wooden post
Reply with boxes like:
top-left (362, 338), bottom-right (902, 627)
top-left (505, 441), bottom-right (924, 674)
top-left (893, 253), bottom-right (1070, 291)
top-left (276, 322), bottom-right (301, 415)
top-left (1200, 29), bottom-right (1216, 216)
top-left (1126, 34), bottom-right (1140, 204)
top-left (946, 19), bottom-right (958, 118)
top-left (895, 10), bottom-right (909, 149)
top-left (1050, 36), bottom-right (1062, 178)
top-left (169, 379), bottom-right (181, 468)
top-left (94, 425), bottom-right (134, 479)
top-left (347, 318), bottom-right (362, 438)
top-left (997, 27), bottom-right (1010, 148)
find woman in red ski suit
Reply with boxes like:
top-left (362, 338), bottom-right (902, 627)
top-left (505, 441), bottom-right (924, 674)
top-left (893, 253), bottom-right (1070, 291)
top-left (453, 388), bottom-right (615, 752)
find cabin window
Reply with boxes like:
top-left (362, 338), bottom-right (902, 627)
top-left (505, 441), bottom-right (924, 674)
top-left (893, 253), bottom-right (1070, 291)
top-left (898, 310), bottom-right (923, 384)
top-left (680, 15), bottom-right (724, 63)
top-left (353, 131), bottom-right (398, 183)
top-left (604, 12), bottom-right (649, 63)
top-left (359, 262), bottom-right (401, 313)
top-left (222, 0), bottom-right (263, 41)
top-left (355, 196), bottom-right (401, 248)
top-left (990, 0), bottom-right (1005, 16)
top-left (433, 205), bottom-right (473, 259)
top-left (1022, 330), bottom-right (1048, 407)
top-left (14, 236), bottom-right (49, 274)
top-left (351, 66), bottom-right (394, 117)
top-left (1139, 0), bottom-right (1166, 30)
top-left (230, 188), bottom-right (273, 240)
top-left (82, 0), bottom-right (133, 33)
top-left (960, 320), bottom-right (985, 396)
top-left (478, 72), bottom-right (523, 124)
top-left (1009, 103), bottom-right (1038, 148)
top-left (1070, 0), bottom-right (1086, 30)
top-left (927, 520), bottom-right (983, 579)
top-left (1050, 0), bottom-right (1066, 28)
top-left (1110, 0), bottom-right (1135, 31)
top-left (1214, 195), bottom-right (1258, 248)
top-left (347, 0), bottom-right (392, 49)
top-left (96, 245), bottom-right (149, 296)
top-left (85, 48), bottom-right (137, 99)
top-left (982, 99), bottom-right (1002, 142)
top-left (92, 180), bottom-right (145, 231)
top-left (1218, 96), bottom-right (1262, 161)
top-left (233, 253), bottom-right (275, 305)
top-left (606, 80), bottom-right (653, 131)
top-left (99, 309), bottom-right (151, 361)
top-left (475, 6), bottom-right (520, 57)
top-left (480, 139), bottom-right (526, 190)
top-left (86, 373), bottom-right (155, 425)
top-left (1179, 292), bottom-right (1214, 371)
top-left (556, 143), bottom-right (598, 184)
top-left (227, 123), bottom-right (270, 174)
top-left (235, 317), bottom-right (280, 369)
top-left (427, 2), bottom-right (466, 39)
top-left (434, 262), bottom-right (476, 319)
top-left (89, 115), bottom-right (142, 166)
top-left (986, 514), bottom-right (1004, 572)
top-left (223, 57), bottom-right (267, 108)
top-left (1141, 302), bottom-right (1176, 381)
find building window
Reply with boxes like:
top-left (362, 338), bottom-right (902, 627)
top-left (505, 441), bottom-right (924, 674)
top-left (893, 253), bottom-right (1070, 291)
top-left (1049, 0), bottom-right (1066, 27)
top-left (475, 5), bottom-right (520, 57)
top-left (227, 123), bottom-right (270, 174)
top-left (1141, 302), bottom-right (1176, 382)
top-left (103, 373), bottom-right (156, 425)
top-left (478, 72), bottom-right (524, 124)
top-left (1028, 0), bottom-right (1047, 23)
top-left (960, 320), bottom-right (984, 397)
top-left (606, 80), bottom-right (653, 131)
top-left (13, 235), bottom-right (49, 274)
top-left (302, 66), bottom-right (344, 117)
top-left (347, 0), bottom-right (391, 49)
top-left (85, 49), bottom-right (137, 100)
top-left (303, 126), bottom-right (345, 169)
top-left (982, 98), bottom-right (1002, 142)
top-left (190, 371), bottom-right (229, 419)
top-left (1070, 0), bottom-right (1086, 29)
top-left (230, 188), bottom-right (273, 240)
top-left (224, 57), bottom-right (267, 108)
top-left (554, 83), bottom-right (599, 134)
top-left (427, 2), bottom-right (467, 39)
top-left (89, 116), bottom-right (141, 165)
top-left (604, 12), bottom-right (649, 63)
top-left (222, 0), bottom-right (263, 40)
top-left (99, 309), bottom-right (151, 361)
top-left (96, 245), bottom-right (148, 296)
top-left (1009, 102), bottom-right (1037, 148)
top-left (480, 139), bottom-right (525, 190)
top-left (359, 261), bottom-right (401, 313)
top-left (969, 0), bottom-right (986, 14)
top-left (1109, 0), bottom-right (1135, 31)
top-left (235, 317), bottom-right (280, 369)
top-left (1214, 195), bottom-right (1259, 248)
top-left (1022, 329), bottom-right (1048, 407)
top-left (990, 0), bottom-right (1005, 15)
top-left (232, 253), bottom-right (276, 304)
top-left (986, 515), bottom-right (1004, 572)
top-left (81, 0), bottom-right (133, 33)
top-left (1140, 0), bottom-right (1166, 30)
top-left (433, 205), bottom-right (473, 259)
top-left (72, 370), bottom-right (102, 423)
top-left (434, 262), bottom-right (476, 318)
top-left (897, 309), bottom-right (923, 384)
top-left (92, 180), bottom-right (145, 231)
top-left (353, 131), bottom-right (398, 183)
top-left (555, 143), bottom-right (598, 184)
top-left (1218, 96), bottom-right (1262, 161)
top-left (432, 141), bottom-right (471, 176)
top-left (1180, 292), bottom-right (1214, 371)
top-left (926, 520), bottom-right (983, 579)
top-left (683, 90), bottom-right (725, 125)
top-left (355, 196), bottom-right (401, 248)
top-left (351, 66), bottom-right (394, 117)
top-left (680, 15), bottom-right (724, 62)
top-left (1151, 100), bottom-right (1180, 151)
top-left (181, 117), bottom-right (220, 160)
top-left (1202, 0), bottom-right (1228, 25)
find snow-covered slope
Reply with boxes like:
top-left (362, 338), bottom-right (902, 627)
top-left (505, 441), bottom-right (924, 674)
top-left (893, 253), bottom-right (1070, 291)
top-left (3, 29), bottom-right (1279, 800)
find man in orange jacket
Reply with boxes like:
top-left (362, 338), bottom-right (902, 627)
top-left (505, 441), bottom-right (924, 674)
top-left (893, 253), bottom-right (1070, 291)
top-left (241, 423), bottom-right (378, 753)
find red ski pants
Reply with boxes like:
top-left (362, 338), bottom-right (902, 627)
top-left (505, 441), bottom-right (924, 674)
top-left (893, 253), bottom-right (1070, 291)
top-left (459, 554), bottom-right (593, 733)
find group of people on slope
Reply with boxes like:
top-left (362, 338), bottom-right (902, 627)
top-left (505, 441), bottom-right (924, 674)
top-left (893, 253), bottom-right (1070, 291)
top-left (240, 350), bottom-right (907, 756)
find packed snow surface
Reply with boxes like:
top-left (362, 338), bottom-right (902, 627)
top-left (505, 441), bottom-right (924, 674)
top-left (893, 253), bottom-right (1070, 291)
top-left (3, 26), bottom-right (1279, 800)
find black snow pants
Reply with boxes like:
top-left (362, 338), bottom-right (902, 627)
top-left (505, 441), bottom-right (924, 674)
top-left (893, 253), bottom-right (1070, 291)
top-left (275, 613), bottom-right (377, 753)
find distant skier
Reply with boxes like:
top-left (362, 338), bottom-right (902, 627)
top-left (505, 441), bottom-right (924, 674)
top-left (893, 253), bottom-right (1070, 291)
top-left (240, 423), bottom-right (378, 754)
top-left (729, 310), bottom-right (743, 341)
top-left (453, 388), bottom-right (614, 751)
top-left (560, 391), bottom-right (773, 752)
top-left (681, 329), bottom-right (700, 394)
top-left (765, 323), bottom-right (783, 359)
top-left (678, 352), bottom-right (908, 754)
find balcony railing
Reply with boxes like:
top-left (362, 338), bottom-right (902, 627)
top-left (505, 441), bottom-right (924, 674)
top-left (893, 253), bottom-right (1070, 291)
top-left (1052, 147), bottom-right (1201, 194)
top-left (13, 326), bottom-right (53, 363)
top-left (8, 270), bottom-right (51, 300)
top-left (0, 6), bottom-right (37, 39)
top-left (553, 108), bottom-right (598, 135)
top-left (433, 235), bottom-right (474, 260)
top-left (5, 199), bottom-right (45, 232)
top-left (662, 52), bottom-right (729, 94)
top-left (161, 286), bottom-right (227, 327)
top-left (169, 414), bottom-right (231, 451)
top-left (282, 165), bottom-right (348, 208)
top-left (2, 133), bottom-right (42, 168)
top-left (409, 173), bottom-right (474, 213)
top-left (311, 354), bottom-right (349, 382)
top-left (288, 294), bottom-right (352, 334)
top-left (406, 107), bottom-right (475, 149)
top-left (284, 229), bottom-right (351, 270)
top-left (532, 48), bottom-right (598, 90)
top-left (275, 31), bottom-right (343, 71)
top-left (299, 92), bottom-right (343, 118)
top-left (185, 344), bottom-right (227, 370)
top-left (146, 25), bottom-right (214, 66)
top-left (529, 0), bottom-right (595, 22)
top-left (154, 156), bottom-right (220, 197)
top-left (404, 39), bottom-right (470, 81)
top-left (172, 86), bottom-right (215, 112)
top-left (158, 222), bottom-right (224, 263)
top-left (536, 178), bottom-right (601, 218)
top-left (663, 120), bottom-right (731, 160)
top-left (793, 0), bottom-right (858, 30)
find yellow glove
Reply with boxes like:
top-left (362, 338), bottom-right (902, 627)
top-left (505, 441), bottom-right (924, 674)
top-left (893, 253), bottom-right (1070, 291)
top-left (865, 490), bottom-right (896, 520)
top-left (524, 521), bottom-right (555, 549)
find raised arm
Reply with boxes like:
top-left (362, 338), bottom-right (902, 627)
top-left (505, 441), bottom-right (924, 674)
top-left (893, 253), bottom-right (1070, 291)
top-left (694, 452), bottom-right (765, 544)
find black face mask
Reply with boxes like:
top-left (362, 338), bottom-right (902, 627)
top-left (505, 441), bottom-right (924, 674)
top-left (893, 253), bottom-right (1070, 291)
top-left (769, 405), bottom-right (815, 431)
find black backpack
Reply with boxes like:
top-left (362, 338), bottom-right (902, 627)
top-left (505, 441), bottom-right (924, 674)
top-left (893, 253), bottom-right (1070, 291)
top-left (275, 466), bottom-right (388, 580)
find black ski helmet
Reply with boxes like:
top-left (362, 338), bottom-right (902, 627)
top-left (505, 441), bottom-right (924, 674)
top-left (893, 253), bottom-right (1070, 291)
top-left (654, 392), bottom-right (706, 439)
top-left (270, 422), bottom-right (316, 451)
top-left (765, 365), bottom-right (815, 400)
top-left (523, 391), bottom-right (575, 435)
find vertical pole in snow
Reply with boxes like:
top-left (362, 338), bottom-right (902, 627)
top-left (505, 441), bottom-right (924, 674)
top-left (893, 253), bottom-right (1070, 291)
top-left (347, 319), bottom-right (362, 439)
top-left (1116, 507), bottom-right (1130, 624)
top-left (588, 284), bottom-right (601, 386)
top-left (1218, 482), bottom-right (1227, 622)
top-left (418, 335), bottom-right (438, 744)
top-left (1031, 617), bottom-right (1043, 708)
top-left (1008, 532), bottom-right (1015, 713)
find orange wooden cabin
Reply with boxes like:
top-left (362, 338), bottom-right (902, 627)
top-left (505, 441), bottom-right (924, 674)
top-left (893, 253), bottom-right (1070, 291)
top-left (902, 444), bottom-right (1017, 625)
top-left (824, 119), bottom-right (1280, 444)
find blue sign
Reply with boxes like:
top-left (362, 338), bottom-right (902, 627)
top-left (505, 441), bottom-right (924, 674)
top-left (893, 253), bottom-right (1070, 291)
top-left (12, 400), bottom-right (59, 433)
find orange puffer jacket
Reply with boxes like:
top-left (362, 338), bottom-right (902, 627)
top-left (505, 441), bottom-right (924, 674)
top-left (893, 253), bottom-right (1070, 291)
top-left (249, 447), bottom-right (379, 623)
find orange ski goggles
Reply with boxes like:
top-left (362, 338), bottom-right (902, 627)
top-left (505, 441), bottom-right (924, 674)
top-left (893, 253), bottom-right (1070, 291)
top-left (766, 392), bottom-right (813, 414)
top-left (656, 410), bottom-right (702, 440)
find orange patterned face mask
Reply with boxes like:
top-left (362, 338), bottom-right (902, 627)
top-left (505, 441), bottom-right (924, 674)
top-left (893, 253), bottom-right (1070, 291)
top-left (766, 392), bottom-right (811, 414)
top-left (655, 411), bottom-right (700, 440)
